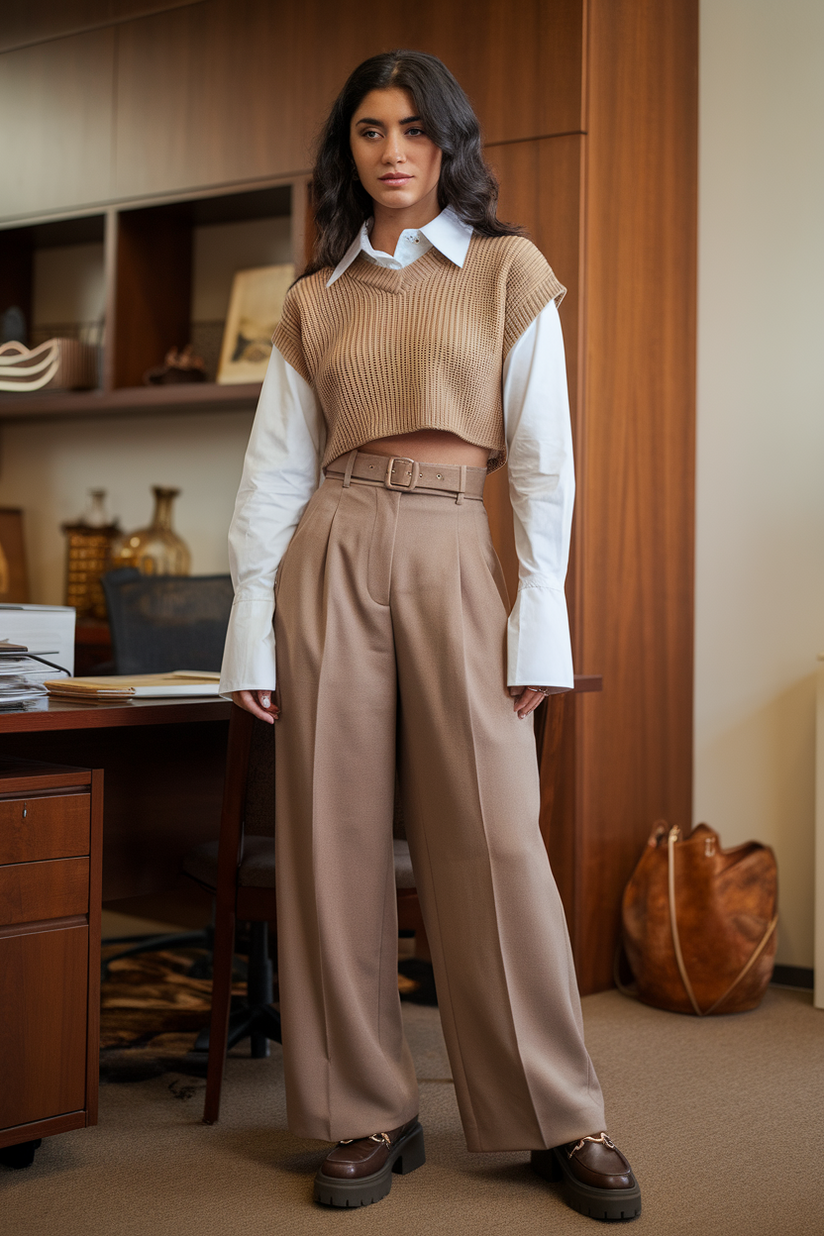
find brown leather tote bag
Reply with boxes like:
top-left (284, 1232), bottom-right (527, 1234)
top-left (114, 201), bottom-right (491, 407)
top-left (620, 822), bottom-right (778, 1016)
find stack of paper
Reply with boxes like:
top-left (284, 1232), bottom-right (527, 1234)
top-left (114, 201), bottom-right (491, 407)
top-left (44, 671), bottom-right (221, 702)
top-left (0, 639), bottom-right (70, 709)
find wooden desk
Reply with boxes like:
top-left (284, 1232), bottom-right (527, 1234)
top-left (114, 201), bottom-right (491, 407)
top-left (0, 697), bottom-right (232, 901)
top-left (0, 698), bottom-right (231, 1167)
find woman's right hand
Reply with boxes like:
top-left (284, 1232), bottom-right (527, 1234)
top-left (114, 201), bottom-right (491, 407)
top-left (231, 689), bottom-right (280, 724)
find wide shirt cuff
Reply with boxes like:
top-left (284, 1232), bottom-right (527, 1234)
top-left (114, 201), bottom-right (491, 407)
top-left (218, 597), bottom-right (277, 697)
top-left (507, 583), bottom-right (574, 691)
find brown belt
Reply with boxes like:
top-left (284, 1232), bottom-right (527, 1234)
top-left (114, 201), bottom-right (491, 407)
top-left (325, 449), bottom-right (486, 503)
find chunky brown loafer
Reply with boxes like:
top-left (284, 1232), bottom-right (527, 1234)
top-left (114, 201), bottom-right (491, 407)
top-left (313, 1117), bottom-right (425, 1208)
top-left (531, 1132), bottom-right (642, 1221)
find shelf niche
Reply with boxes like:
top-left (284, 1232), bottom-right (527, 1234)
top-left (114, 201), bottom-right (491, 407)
top-left (0, 181), bottom-right (304, 422)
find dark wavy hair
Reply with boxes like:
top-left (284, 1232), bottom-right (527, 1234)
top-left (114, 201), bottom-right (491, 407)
top-left (305, 49), bottom-right (522, 275)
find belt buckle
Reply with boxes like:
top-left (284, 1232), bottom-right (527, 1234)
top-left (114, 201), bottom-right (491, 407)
top-left (384, 456), bottom-right (420, 491)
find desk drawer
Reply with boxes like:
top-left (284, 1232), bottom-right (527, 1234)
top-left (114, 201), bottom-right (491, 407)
top-left (0, 858), bottom-right (89, 926)
top-left (0, 925), bottom-right (88, 1128)
top-left (0, 794), bottom-right (90, 864)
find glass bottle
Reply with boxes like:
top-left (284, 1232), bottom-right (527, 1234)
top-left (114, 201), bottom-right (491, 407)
top-left (112, 486), bottom-right (191, 576)
top-left (83, 488), bottom-right (111, 528)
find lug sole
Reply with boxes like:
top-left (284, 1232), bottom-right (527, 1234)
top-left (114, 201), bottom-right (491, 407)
top-left (314, 1122), bottom-right (426, 1208)
top-left (531, 1148), bottom-right (642, 1222)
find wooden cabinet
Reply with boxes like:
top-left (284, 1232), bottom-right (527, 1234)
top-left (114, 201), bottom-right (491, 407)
top-left (0, 27), bottom-right (115, 220)
top-left (0, 0), bottom-right (584, 217)
top-left (112, 0), bottom-right (583, 201)
top-left (0, 761), bottom-right (102, 1167)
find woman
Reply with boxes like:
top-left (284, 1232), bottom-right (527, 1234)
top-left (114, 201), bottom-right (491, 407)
top-left (219, 49), bottom-right (641, 1223)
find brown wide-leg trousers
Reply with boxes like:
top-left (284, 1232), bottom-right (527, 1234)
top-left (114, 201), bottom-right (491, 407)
top-left (273, 462), bottom-right (606, 1153)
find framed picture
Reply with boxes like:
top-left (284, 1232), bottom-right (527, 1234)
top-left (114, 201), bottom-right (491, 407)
top-left (0, 508), bottom-right (30, 603)
top-left (217, 264), bottom-right (295, 385)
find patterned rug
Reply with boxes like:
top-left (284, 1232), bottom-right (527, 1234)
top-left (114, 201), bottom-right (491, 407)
top-left (99, 945), bottom-right (233, 1083)
top-left (99, 944), bottom-right (437, 1083)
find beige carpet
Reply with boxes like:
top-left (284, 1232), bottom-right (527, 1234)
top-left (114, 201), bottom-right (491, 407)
top-left (3, 988), bottom-right (822, 1236)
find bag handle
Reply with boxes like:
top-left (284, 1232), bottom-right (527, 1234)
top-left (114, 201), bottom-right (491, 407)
top-left (667, 825), bottom-right (779, 1016)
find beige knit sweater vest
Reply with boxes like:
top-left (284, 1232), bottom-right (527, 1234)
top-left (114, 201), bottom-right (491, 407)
top-left (273, 233), bottom-right (565, 471)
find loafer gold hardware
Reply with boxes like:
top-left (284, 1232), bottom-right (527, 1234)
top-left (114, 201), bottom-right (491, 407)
top-left (336, 1130), bottom-right (391, 1148)
top-left (567, 1132), bottom-right (616, 1158)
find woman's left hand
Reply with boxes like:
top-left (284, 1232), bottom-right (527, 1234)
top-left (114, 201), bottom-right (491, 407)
top-left (509, 686), bottom-right (550, 719)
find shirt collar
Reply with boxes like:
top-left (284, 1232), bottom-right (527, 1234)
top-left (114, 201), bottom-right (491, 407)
top-left (326, 205), bottom-right (473, 287)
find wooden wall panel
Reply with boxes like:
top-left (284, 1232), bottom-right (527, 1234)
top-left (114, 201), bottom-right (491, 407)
top-left (114, 0), bottom-right (584, 202)
top-left (484, 136), bottom-right (584, 637)
top-left (290, 0), bottom-right (585, 148)
top-left (485, 135), bottom-right (585, 932)
top-left (0, 2), bottom-right (203, 54)
top-left (113, 0), bottom-right (305, 199)
top-left (0, 28), bottom-right (115, 221)
top-left (490, 136), bottom-right (585, 433)
top-left (574, 0), bottom-right (698, 992)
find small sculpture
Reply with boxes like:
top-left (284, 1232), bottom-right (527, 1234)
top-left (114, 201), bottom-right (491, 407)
top-left (143, 345), bottom-right (206, 385)
top-left (0, 337), bottom-right (98, 392)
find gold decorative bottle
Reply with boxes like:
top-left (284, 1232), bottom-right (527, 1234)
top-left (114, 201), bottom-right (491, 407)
top-left (112, 487), bottom-right (191, 575)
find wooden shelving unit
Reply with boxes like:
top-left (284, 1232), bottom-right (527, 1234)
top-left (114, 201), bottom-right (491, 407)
top-left (0, 179), bottom-right (308, 424)
top-left (0, 381), bottom-right (261, 422)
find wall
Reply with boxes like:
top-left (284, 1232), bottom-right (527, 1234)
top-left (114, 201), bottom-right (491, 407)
top-left (695, 0), bottom-right (824, 968)
top-left (1, 411), bottom-right (252, 603)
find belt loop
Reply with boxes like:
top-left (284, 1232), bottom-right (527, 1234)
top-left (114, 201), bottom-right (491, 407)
top-left (342, 449), bottom-right (358, 488)
top-left (455, 465), bottom-right (467, 505)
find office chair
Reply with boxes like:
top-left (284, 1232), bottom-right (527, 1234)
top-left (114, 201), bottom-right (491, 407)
top-left (188, 704), bottom-right (426, 1125)
top-left (101, 568), bottom-right (234, 675)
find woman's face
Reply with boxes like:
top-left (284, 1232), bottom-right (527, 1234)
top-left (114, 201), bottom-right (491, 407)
top-left (349, 87), bottom-right (442, 216)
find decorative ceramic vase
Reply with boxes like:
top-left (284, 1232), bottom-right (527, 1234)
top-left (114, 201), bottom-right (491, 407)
top-left (62, 489), bottom-right (121, 619)
top-left (113, 487), bottom-right (191, 576)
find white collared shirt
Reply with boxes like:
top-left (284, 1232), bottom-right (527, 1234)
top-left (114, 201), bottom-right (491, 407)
top-left (219, 206), bottom-right (576, 695)
top-left (326, 205), bottom-right (472, 284)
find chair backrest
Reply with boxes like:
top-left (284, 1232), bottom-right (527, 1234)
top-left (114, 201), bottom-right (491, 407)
top-left (102, 568), bottom-right (234, 674)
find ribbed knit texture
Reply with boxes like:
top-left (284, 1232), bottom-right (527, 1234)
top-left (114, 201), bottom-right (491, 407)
top-left (274, 233), bottom-right (565, 471)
